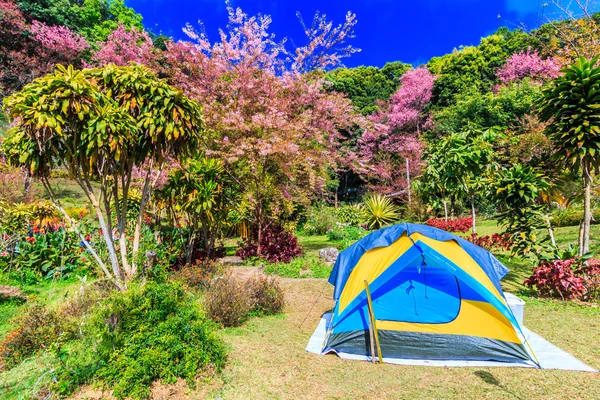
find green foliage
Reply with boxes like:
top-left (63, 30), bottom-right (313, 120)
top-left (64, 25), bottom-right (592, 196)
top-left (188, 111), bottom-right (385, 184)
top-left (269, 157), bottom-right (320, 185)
top-left (89, 281), bottom-right (226, 399)
top-left (489, 164), bottom-right (551, 258)
top-left (325, 62), bottom-right (411, 115)
top-left (334, 204), bottom-right (364, 226)
top-left (326, 223), bottom-right (370, 248)
top-left (17, 0), bottom-right (145, 43)
top-left (428, 30), bottom-right (533, 107)
top-left (552, 208), bottom-right (600, 227)
top-left (361, 194), bottom-right (400, 229)
top-left (263, 255), bottom-right (332, 279)
top-left (302, 204), bottom-right (339, 235)
top-left (539, 56), bottom-right (600, 176)
top-left (433, 80), bottom-right (542, 136)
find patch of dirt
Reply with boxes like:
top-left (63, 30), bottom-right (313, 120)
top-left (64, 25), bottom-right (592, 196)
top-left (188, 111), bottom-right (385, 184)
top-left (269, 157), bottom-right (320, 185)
top-left (230, 266), bottom-right (265, 280)
top-left (0, 285), bottom-right (25, 300)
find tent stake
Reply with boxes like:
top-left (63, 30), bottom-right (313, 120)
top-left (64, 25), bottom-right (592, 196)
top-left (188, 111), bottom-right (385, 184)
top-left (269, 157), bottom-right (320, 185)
top-left (364, 280), bottom-right (383, 364)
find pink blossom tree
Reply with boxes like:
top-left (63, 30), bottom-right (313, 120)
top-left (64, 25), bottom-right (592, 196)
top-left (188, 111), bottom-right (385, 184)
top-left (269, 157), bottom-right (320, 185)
top-left (91, 23), bottom-right (154, 66)
top-left (496, 48), bottom-right (561, 84)
top-left (159, 4), bottom-right (361, 253)
top-left (30, 20), bottom-right (89, 60)
top-left (358, 67), bottom-right (435, 196)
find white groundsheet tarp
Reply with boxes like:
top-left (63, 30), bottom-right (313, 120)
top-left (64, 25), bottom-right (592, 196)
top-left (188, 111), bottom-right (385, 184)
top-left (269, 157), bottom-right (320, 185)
top-left (306, 312), bottom-right (597, 372)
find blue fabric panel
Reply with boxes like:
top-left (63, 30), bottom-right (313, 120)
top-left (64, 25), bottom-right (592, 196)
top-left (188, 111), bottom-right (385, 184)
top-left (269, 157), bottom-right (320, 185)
top-left (328, 223), bottom-right (509, 301)
top-left (458, 281), bottom-right (488, 302)
top-left (372, 264), bottom-right (461, 323)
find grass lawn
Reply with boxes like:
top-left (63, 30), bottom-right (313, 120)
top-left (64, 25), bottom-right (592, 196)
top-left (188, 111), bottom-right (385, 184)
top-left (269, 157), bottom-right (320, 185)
top-left (208, 279), bottom-right (600, 400)
top-left (2, 218), bottom-right (600, 399)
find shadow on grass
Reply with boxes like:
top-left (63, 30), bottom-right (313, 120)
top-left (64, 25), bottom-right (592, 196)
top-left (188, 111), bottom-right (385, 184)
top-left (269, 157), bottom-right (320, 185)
top-left (474, 370), bottom-right (525, 400)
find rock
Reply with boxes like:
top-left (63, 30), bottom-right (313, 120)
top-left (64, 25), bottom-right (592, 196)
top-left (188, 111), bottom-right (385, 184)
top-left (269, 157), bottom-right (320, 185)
top-left (0, 285), bottom-right (25, 301)
top-left (319, 247), bottom-right (339, 263)
top-left (216, 256), bottom-right (244, 266)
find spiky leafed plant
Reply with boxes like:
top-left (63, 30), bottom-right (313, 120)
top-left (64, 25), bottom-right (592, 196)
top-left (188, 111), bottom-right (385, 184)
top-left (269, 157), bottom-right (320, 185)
top-left (538, 56), bottom-right (600, 256)
top-left (362, 194), bottom-right (400, 229)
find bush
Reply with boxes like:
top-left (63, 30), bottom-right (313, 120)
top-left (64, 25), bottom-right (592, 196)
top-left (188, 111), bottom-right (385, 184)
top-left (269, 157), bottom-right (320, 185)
top-left (89, 281), bottom-right (226, 399)
top-left (236, 223), bottom-right (303, 263)
top-left (247, 275), bottom-right (285, 315)
top-left (205, 273), bottom-right (253, 327)
top-left (0, 303), bottom-right (73, 370)
top-left (466, 233), bottom-right (512, 252)
top-left (326, 223), bottom-right (370, 248)
top-left (173, 259), bottom-right (223, 290)
top-left (524, 258), bottom-right (600, 301)
top-left (551, 208), bottom-right (600, 227)
top-left (425, 218), bottom-right (471, 233)
top-left (334, 204), bottom-right (364, 226)
top-left (302, 204), bottom-right (339, 235)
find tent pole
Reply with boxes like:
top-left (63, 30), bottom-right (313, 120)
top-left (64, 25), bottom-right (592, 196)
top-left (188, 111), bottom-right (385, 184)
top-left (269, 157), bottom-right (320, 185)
top-left (364, 280), bottom-right (383, 364)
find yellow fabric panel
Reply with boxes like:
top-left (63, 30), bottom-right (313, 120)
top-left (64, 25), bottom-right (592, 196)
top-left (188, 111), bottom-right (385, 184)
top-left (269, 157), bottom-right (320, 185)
top-left (412, 233), bottom-right (504, 302)
top-left (338, 234), bottom-right (414, 314)
top-left (377, 300), bottom-right (521, 343)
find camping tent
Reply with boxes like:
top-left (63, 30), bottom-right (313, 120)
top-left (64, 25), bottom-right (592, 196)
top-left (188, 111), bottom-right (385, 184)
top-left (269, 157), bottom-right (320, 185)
top-left (321, 223), bottom-right (539, 367)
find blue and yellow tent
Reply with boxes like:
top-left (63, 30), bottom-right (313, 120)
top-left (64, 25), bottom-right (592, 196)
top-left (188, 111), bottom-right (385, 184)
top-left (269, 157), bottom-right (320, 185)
top-left (322, 223), bottom-right (539, 366)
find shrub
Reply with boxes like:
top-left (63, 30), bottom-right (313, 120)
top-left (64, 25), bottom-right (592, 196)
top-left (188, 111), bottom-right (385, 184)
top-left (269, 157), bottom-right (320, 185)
top-left (236, 223), bottom-right (303, 263)
top-left (0, 303), bottom-right (72, 369)
top-left (327, 223), bottom-right (370, 248)
top-left (263, 255), bottom-right (332, 278)
top-left (425, 218), bottom-right (471, 233)
top-left (552, 208), bottom-right (600, 227)
top-left (173, 259), bottom-right (223, 290)
top-left (89, 281), bottom-right (226, 399)
top-left (247, 275), bottom-right (285, 315)
top-left (362, 194), bottom-right (400, 229)
top-left (466, 233), bottom-right (512, 252)
top-left (302, 204), bottom-right (339, 235)
top-left (334, 204), bottom-right (364, 226)
top-left (524, 259), bottom-right (587, 300)
top-left (524, 258), bottom-right (600, 301)
top-left (204, 273), bottom-right (253, 327)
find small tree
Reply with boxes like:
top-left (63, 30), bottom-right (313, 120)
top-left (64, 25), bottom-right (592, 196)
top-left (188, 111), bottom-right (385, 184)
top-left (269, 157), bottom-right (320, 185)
top-left (538, 56), bottom-right (600, 256)
top-left (489, 164), bottom-right (552, 258)
top-left (2, 64), bottom-right (204, 289)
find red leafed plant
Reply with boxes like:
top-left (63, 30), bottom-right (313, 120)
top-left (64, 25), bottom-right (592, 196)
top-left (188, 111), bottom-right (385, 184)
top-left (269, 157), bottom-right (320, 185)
top-left (425, 218), bottom-right (471, 233)
top-left (524, 258), bottom-right (600, 301)
top-left (236, 223), bottom-right (303, 263)
top-left (467, 233), bottom-right (512, 252)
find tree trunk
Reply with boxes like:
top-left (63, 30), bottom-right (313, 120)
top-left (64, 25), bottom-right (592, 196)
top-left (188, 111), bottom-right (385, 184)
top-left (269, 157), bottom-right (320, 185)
top-left (545, 215), bottom-right (557, 248)
top-left (582, 169), bottom-right (592, 256)
top-left (406, 158), bottom-right (411, 206)
top-left (443, 200), bottom-right (448, 222)
top-left (471, 197), bottom-right (476, 235)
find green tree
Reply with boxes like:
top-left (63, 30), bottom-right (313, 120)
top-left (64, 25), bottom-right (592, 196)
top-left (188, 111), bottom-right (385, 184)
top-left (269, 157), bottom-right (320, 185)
top-left (326, 62), bottom-right (411, 115)
top-left (489, 164), bottom-right (553, 258)
top-left (2, 64), bottom-right (204, 288)
top-left (538, 56), bottom-right (600, 256)
top-left (418, 127), bottom-right (497, 230)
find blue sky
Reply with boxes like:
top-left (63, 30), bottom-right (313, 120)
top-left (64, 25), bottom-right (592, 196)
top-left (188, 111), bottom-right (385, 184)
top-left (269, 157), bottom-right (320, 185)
top-left (125, 0), bottom-right (594, 68)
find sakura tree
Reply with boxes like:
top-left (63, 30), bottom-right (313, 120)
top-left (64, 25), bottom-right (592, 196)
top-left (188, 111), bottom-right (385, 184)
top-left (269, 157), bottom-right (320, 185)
top-left (159, 4), bottom-right (361, 254)
top-left (91, 23), bottom-right (154, 67)
top-left (358, 67), bottom-right (435, 196)
top-left (496, 48), bottom-right (561, 84)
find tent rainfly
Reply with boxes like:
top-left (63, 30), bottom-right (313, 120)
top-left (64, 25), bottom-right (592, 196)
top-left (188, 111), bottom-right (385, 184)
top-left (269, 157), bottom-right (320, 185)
top-left (321, 223), bottom-right (539, 366)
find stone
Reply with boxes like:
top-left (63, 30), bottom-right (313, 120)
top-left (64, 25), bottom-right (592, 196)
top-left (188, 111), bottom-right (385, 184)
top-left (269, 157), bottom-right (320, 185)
top-left (216, 256), bottom-right (244, 266)
top-left (319, 247), bottom-right (339, 263)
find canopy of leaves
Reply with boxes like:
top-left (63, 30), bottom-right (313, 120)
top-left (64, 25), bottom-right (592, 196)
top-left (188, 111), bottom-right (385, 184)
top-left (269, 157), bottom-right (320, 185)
top-left (538, 56), bottom-right (600, 175)
top-left (325, 62), bottom-right (412, 115)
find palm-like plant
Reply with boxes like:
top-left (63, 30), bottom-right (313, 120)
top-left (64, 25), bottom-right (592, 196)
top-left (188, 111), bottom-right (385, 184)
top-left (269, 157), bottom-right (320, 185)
top-left (362, 194), bottom-right (400, 229)
top-left (538, 56), bottom-right (600, 255)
